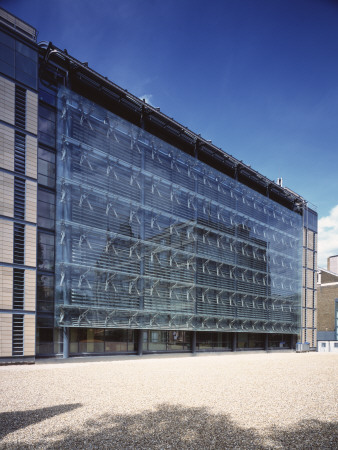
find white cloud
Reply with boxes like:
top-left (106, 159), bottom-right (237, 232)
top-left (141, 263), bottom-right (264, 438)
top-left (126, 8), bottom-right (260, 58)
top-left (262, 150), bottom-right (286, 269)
top-left (318, 205), bottom-right (338, 268)
top-left (139, 94), bottom-right (154, 106)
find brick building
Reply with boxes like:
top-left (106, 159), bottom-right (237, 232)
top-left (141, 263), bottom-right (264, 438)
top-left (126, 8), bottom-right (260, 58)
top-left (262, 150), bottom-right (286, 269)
top-left (317, 259), bottom-right (338, 342)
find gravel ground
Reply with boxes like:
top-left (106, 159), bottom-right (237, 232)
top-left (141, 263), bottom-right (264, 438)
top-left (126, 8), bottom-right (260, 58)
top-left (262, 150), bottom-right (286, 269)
top-left (0, 352), bottom-right (337, 449)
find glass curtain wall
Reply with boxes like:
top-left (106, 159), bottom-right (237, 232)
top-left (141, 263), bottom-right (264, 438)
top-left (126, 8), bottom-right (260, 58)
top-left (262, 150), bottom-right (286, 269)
top-left (55, 87), bottom-right (303, 337)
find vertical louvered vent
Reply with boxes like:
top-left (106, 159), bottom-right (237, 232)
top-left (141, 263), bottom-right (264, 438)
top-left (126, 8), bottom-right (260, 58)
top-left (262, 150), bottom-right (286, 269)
top-left (15, 85), bottom-right (26, 130)
top-left (13, 268), bottom-right (25, 310)
top-left (14, 177), bottom-right (25, 220)
top-left (12, 314), bottom-right (24, 356)
top-left (13, 223), bottom-right (25, 265)
top-left (14, 132), bottom-right (26, 174)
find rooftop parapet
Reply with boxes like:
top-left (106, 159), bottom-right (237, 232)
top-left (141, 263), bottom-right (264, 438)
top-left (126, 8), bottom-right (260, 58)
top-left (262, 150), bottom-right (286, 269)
top-left (0, 7), bottom-right (37, 42)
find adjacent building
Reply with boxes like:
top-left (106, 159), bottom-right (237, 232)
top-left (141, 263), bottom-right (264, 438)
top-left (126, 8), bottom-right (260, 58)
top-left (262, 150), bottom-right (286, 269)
top-left (0, 8), bottom-right (318, 362)
top-left (317, 258), bottom-right (338, 342)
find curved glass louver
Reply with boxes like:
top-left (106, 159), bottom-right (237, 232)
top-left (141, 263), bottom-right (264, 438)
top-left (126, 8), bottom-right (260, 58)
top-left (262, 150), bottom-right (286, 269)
top-left (55, 87), bottom-right (302, 334)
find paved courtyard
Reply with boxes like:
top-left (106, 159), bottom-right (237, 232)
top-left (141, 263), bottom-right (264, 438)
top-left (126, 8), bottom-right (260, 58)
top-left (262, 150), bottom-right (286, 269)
top-left (0, 352), bottom-right (337, 448)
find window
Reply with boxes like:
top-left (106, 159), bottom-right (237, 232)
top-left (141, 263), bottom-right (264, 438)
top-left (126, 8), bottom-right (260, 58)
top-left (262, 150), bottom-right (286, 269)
top-left (0, 30), bottom-right (14, 78)
top-left (39, 80), bottom-right (56, 106)
top-left (15, 41), bottom-right (37, 89)
top-left (321, 343), bottom-right (326, 347)
top-left (37, 231), bottom-right (55, 271)
top-left (38, 148), bottom-right (55, 188)
top-left (38, 105), bottom-right (56, 147)
top-left (37, 273), bottom-right (54, 313)
top-left (37, 188), bottom-right (55, 229)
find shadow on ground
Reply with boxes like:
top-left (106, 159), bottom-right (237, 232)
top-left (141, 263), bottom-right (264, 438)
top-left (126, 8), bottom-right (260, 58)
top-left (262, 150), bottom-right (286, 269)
top-left (0, 403), bottom-right (81, 440)
top-left (1, 403), bottom-right (337, 449)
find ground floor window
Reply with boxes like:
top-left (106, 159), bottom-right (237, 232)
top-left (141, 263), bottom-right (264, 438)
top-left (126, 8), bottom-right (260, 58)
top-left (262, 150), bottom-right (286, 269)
top-left (237, 333), bottom-right (265, 349)
top-left (36, 328), bottom-right (63, 355)
top-left (69, 328), bottom-right (136, 354)
top-left (144, 330), bottom-right (191, 352)
top-left (196, 332), bottom-right (231, 351)
top-left (37, 328), bottom-right (295, 356)
top-left (268, 334), bottom-right (292, 349)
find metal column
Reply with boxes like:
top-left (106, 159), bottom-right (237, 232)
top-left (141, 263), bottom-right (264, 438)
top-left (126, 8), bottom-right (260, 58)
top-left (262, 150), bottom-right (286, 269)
top-left (191, 331), bottom-right (197, 355)
top-left (63, 327), bottom-right (69, 358)
top-left (232, 333), bottom-right (237, 352)
top-left (138, 329), bottom-right (144, 356)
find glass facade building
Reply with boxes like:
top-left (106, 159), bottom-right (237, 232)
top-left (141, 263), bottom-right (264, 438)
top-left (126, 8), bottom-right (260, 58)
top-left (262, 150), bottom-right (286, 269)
top-left (55, 87), bottom-right (303, 342)
top-left (0, 7), bottom-right (318, 361)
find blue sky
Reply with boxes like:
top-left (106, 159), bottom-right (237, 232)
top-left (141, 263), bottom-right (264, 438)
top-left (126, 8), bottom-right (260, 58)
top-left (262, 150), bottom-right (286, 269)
top-left (3, 0), bottom-right (338, 266)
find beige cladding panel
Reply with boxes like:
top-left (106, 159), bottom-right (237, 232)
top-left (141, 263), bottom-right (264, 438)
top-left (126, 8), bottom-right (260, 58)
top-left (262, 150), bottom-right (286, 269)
top-left (308, 230), bottom-right (314, 250)
top-left (307, 328), bottom-right (314, 346)
top-left (0, 219), bottom-right (13, 264)
top-left (25, 269), bottom-right (36, 311)
top-left (0, 313), bottom-right (12, 357)
top-left (0, 123), bottom-right (14, 172)
top-left (0, 171), bottom-right (14, 218)
top-left (26, 135), bottom-right (37, 179)
top-left (25, 224), bottom-right (36, 267)
top-left (25, 91), bottom-right (38, 135)
top-left (0, 76), bottom-right (15, 125)
top-left (25, 180), bottom-right (37, 223)
top-left (306, 270), bottom-right (314, 289)
top-left (306, 308), bottom-right (314, 329)
top-left (0, 266), bottom-right (13, 309)
top-left (24, 314), bottom-right (35, 356)
top-left (307, 250), bottom-right (314, 270)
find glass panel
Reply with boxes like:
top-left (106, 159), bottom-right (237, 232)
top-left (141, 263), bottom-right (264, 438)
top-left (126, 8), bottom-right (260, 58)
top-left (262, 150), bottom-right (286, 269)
top-left (268, 334), bottom-right (291, 348)
top-left (70, 328), bottom-right (79, 354)
top-left (78, 328), bottom-right (104, 353)
top-left (36, 327), bottom-right (53, 355)
top-left (148, 331), bottom-right (167, 351)
top-left (0, 30), bottom-right (15, 48)
top-left (55, 87), bottom-right (303, 337)
top-left (37, 273), bottom-right (54, 312)
top-left (237, 333), bottom-right (249, 349)
top-left (0, 43), bottom-right (14, 66)
top-left (38, 188), bottom-right (55, 229)
top-left (248, 333), bottom-right (264, 348)
top-left (167, 331), bottom-right (185, 350)
top-left (0, 56), bottom-right (14, 78)
top-left (16, 41), bottom-right (38, 60)
top-left (15, 69), bottom-right (36, 90)
top-left (105, 329), bottom-right (129, 352)
top-left (54, 328), bottom-right (63, 354)
top-left (38, 105), bottom-right (56, 147)
top-left (16, 52), bottom-right (36, 77)
top-left (38, 148), bottom-right (56, 188)
top-left (37, 231), bottom-right (55, 271)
